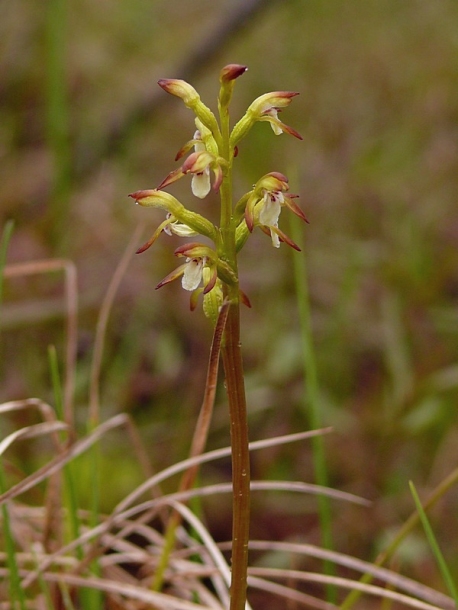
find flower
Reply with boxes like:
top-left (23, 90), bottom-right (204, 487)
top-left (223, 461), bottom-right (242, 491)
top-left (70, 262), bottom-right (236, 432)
top-left (251, 91), bottom-right (303, 138)
top-left (155, 243), bottom-right (218, 294)
top-left (189, 131), bottom-right (211, 198)
top-left (258, 189), bottom-right (284, 248)
top-left (230, 91), bottom-right (302, 147)
top-left (157, 149), bottom-right (223, 199)
top-left (182, 257), bottom-right (207, 291)
top-left (129, 189), bottom-right (217, 245)
top-left (244, 172), bottom-right (308, 250)
top-left (163, 214), bottom-right (198, 238)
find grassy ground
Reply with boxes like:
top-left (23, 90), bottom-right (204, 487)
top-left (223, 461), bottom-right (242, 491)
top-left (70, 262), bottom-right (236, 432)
top-left (1, 0), bottom-right (458, 605)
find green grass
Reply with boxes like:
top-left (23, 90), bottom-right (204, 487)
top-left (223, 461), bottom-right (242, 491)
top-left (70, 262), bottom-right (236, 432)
top-left (410, 481), bottom-right (458, 605)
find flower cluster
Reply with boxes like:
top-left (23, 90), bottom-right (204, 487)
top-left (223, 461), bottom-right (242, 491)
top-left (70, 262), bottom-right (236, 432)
top-left (129, 64), bottom-right (307, 321)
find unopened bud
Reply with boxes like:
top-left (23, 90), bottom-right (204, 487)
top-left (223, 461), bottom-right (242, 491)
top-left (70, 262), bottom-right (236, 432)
top-left (219, 64), bottom-right (247, 84)
top-left (158, 78), bottom-right (221, 143)
top-left (158, 79), bottom-right (200, 105)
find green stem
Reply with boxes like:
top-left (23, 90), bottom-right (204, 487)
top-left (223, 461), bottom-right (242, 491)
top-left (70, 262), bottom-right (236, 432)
top-left (218, 91), bottom-right (250, 610)
top-left (221, 299), bottom-right (250, 610)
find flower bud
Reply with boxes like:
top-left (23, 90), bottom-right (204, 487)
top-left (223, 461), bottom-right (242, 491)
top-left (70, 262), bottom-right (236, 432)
top-left (219, 64), bottom-right (248, 108)
top-left (158, 79), bottom-right (200, 105)
top-left (219, 64), bottom-right (248, 84)
top-left (129, 189), bottom-right (184, 216)
top-left (203, 275), bottom-right (224, 324)
top-left (158, 78), bottom-right (221, 143)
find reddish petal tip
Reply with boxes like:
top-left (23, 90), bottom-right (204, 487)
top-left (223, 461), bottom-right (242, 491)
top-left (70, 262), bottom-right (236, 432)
top-left (129, 189), bottom-right (153, 200)
top-left (220, 64), bottom-right (248, 83)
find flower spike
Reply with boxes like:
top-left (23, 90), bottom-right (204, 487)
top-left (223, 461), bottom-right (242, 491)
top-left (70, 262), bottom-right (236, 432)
top-left (131, 65), bottom-right (305, 320)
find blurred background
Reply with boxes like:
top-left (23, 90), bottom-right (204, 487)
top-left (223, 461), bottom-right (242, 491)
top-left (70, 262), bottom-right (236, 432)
top-left (1, 0), bottom-right (458, 590)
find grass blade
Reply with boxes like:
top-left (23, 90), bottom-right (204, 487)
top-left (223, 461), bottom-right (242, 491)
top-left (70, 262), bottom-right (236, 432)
top-left (0, 221), bottom-right (25, 609)
top-left (409, 481), bottom-right (458, 605)
top-left (289, 212), bottom-right (336, 601)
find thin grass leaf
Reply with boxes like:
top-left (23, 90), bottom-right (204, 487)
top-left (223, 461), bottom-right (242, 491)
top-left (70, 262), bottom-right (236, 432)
top-left (340, 465), bottom-right (458, 610)
top-left (0, 470), bottom-right (27, 610)
top-left (248, 574), bottom-right (337, 610)
top-left (290, 209), bottom-right (336, 601)
top-left (409, 481), bottom-right (458, 605)
top-left (0, 398), bottom-right (58, 420)
top-left (45, 0), bottom-right (71, 241)
top-left (89, 223), bottom-right (144, 425)
top-left (0, 219), bottom-right (14, 311)
top-left (2, 259), bottom-right (78, 425)
top-left (166, 500), bottom-right (235, 608)
top-left (32, 546), bottom-right (55, 610)
top-left (48, 345), bottom-right (85, 569)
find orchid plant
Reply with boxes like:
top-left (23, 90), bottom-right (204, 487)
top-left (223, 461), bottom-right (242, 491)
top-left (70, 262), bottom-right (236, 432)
top-left (130, 64), bottom-right (305, 610)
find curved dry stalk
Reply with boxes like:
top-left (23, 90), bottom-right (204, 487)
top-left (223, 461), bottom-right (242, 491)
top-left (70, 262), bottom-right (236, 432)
top-left (89, 223), bottom-right (144, 424)
top-left (0, 413), bottom-right (130, 505)
top-left (244, 540), bottom-right (454, 609)
top-left (248, 574), bottom-right (337, 610)
top-left (0, 421), bottom-right (68, 456)
top-left (0, 398), bottom-right (66, 454)
top-left (14, 426), bottom-right (332, 593)
top-left (0, 398), bottom-right (57, 419)
top-left (248, 568), bottom-right (449, 610)
top-left (0, 568), bottom-right (218, 609)
top-left (114, 428), bottom-right (333, 516)
top-left (12, 473), bottom-right (449, 610)
top-left (165, 500), bottom-right (235, 608)
top-left (18, 430), bottom-right (335, 591)
top-left (2, 259), bottom-right (78, 426)
top-left (18, 478), bottom-right (367, 594)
